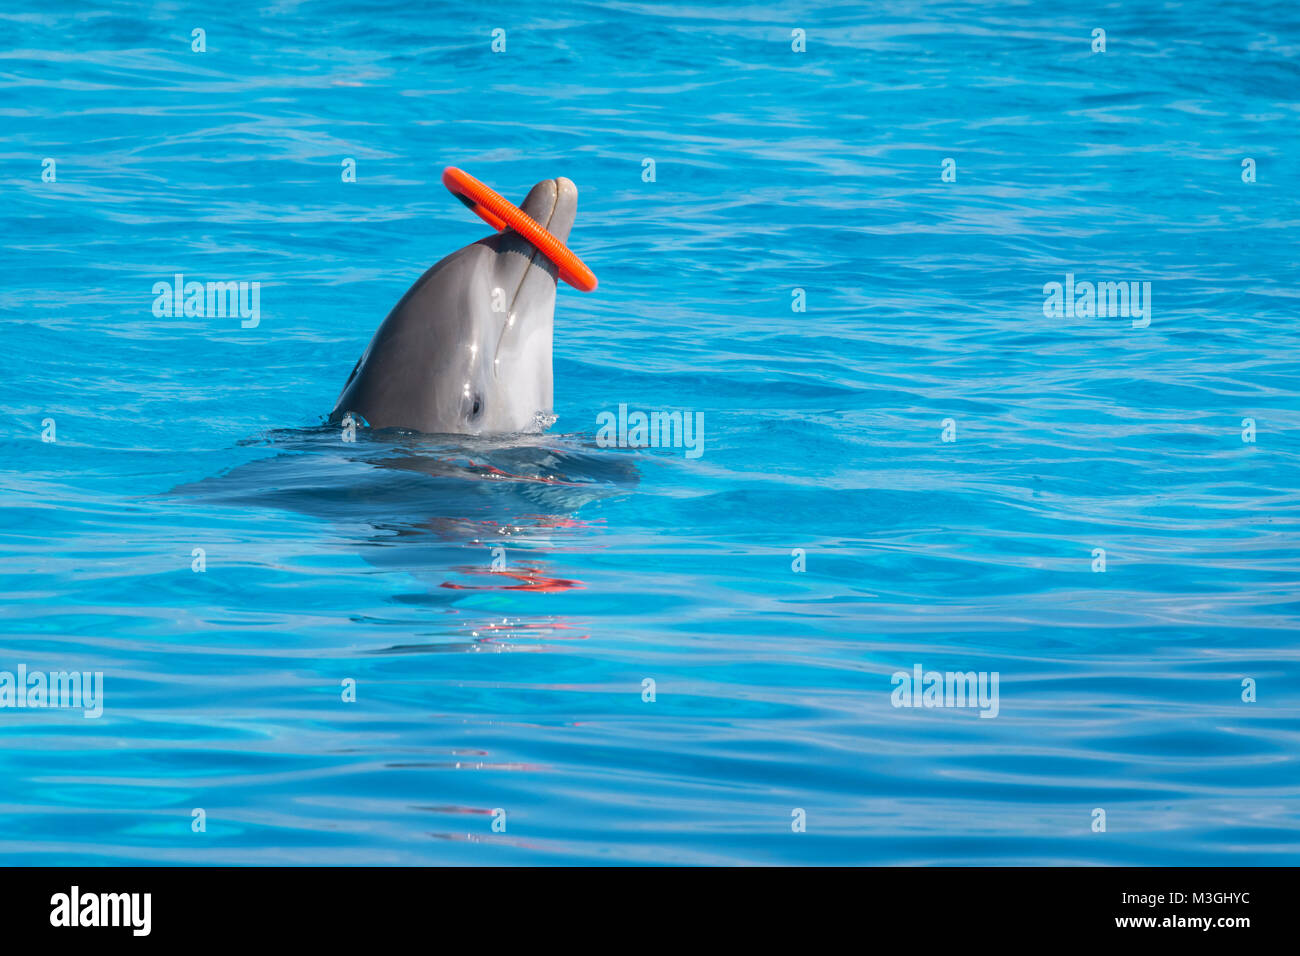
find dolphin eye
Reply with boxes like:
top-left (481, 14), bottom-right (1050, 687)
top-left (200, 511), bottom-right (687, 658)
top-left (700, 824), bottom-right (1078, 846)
top-left (470, 395), bottom-right (482, 417)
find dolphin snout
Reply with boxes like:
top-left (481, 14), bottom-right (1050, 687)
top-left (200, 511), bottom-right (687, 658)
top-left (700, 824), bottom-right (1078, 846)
top-left (514, 177), bottom-right (577, 244)
top-left (496, 177), bottom-right (579, 291)
top-left (546, 177), bottom-right (577, 243)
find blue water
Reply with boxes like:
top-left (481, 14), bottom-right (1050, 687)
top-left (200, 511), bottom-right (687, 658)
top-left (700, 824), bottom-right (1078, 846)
top-left (2, 1), bottom-right (1299, 866)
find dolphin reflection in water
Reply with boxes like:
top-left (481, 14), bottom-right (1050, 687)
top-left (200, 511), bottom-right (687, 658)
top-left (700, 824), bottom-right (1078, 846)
top-left (168, 427), bottom-right (638, 652)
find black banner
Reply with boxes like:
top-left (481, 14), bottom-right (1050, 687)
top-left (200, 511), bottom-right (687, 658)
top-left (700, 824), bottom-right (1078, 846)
top-left (0, 866), bottom-right (1277, 942)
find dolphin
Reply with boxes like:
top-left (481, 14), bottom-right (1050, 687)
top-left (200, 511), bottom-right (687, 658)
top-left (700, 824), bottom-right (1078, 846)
top-left (329, 176), bottom-right (580, 436)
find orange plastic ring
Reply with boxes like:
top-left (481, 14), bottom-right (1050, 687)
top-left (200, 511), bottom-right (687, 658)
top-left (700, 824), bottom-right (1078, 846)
top-left (442, 166), bottom-right (598, 292)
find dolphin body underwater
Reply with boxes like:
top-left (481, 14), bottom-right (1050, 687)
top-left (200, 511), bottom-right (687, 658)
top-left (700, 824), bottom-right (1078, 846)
top-left (329, 176), bottom-right (581, 436)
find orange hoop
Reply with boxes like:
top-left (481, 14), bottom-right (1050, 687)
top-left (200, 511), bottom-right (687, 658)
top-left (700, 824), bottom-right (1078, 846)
top-left (442, 166), bottom-right (598, 292)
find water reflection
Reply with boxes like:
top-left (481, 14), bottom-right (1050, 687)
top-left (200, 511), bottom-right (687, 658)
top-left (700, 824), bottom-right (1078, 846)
top-left (167, 426), bottom-right (636, 648)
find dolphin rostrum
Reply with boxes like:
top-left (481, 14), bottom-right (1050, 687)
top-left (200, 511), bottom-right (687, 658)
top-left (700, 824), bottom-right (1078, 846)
top-left (330, 176), bottom-right (580, 436)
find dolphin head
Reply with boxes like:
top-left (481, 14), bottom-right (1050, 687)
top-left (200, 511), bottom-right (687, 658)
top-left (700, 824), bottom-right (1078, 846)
top-left (330, 176), bottom-right (580, 436)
